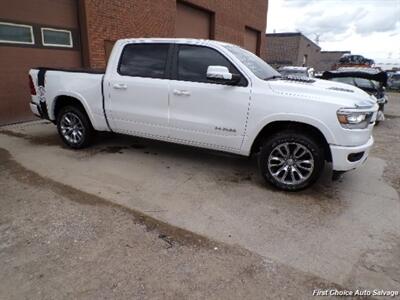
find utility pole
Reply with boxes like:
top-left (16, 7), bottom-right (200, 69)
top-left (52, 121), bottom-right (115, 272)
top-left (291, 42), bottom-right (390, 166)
top-left (314, 33), bottom-right (321, 45)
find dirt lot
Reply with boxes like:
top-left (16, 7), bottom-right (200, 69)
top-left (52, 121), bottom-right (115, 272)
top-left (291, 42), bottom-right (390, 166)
top-left (0, 93), bottom-right (399, 299)
top-left (372, 93), bottom-right (400, 192)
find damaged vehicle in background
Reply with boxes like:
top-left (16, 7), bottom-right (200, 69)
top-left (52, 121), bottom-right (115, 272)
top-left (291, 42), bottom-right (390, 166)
top-left (321, 68), bottom-right (388, 124)
top-left (388, 72), bottom-right (400, 91)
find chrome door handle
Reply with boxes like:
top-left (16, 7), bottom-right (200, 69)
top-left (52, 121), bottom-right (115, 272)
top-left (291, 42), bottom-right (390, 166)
top-left (173, 89), bottom-right (191, 96)
top-left (113, 83), bottom-right (128, 90)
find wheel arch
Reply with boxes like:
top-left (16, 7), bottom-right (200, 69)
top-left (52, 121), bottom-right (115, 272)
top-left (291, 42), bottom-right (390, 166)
top-left (52, 94), bottom-right (94, 128)
top-left (250, 120), bottom-right (332, 162)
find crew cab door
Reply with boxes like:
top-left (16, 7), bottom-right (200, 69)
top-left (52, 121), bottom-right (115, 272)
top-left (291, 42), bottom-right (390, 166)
top-left (168, 44), bottom-right (251, 150)
top-left (104, 42), bottom-right (171, 137)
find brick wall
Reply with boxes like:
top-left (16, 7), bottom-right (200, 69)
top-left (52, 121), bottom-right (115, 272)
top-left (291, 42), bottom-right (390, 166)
top-left (265, 34), bottom-right (300, 68)
top-left (80, 0), bottom-right (268, 69)
top-left (297, 35), bottom-right (321, 68)
top-left (266, 33), bottom-right (321, 68)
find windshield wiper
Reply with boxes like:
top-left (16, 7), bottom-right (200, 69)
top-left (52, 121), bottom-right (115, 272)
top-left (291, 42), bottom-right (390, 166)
top-left (264, 75), bottom-right (282, 81)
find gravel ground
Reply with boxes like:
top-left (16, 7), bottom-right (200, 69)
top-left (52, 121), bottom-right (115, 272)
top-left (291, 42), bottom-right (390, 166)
top-left (0, 148), bottom-right (344, 300)
top-left (371, 92), bottom-right (400, 192)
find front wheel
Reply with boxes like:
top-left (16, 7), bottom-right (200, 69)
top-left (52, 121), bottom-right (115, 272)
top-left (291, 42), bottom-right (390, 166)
top-left (56, 106), bottom-right (94, 149)
top-left (258, 131), bottom-right (325, 191)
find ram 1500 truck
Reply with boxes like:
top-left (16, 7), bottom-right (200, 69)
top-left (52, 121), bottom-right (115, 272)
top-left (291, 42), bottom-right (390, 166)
top-left (29, 38), bottom-right (378, 191)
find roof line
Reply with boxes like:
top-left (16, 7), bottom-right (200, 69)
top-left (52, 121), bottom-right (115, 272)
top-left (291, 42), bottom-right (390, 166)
top-left (266, 32), bottom-right (321, 50)
top-left (320, 51), bottom-right (351, 53)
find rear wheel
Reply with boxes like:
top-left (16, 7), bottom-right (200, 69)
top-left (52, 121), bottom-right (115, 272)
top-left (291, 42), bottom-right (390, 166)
top-left (258, 130), bottom-right (325, 191)
top-left (56, 106), bottom-right (94, 149)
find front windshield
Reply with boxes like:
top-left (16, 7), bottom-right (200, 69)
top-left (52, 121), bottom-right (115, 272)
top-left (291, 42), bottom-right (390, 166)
top-left (331, 77), bottom-right (355, 86)
top-left (354, 78), bottom-right (375, 89)
top-left (223, 44), bottom-right (281, 80)
top-left (330, 76), bottom-right (376, 90)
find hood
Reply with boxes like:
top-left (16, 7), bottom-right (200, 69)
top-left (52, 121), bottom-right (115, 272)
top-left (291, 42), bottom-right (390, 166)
top-left (267, 78), bottom-right (376, 108)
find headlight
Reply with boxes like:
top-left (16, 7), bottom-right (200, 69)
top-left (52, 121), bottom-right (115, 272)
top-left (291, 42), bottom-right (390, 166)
top-left (337, 108), bottom-right (373, 129)
top-left (376, 97), bottom-right (386, 104)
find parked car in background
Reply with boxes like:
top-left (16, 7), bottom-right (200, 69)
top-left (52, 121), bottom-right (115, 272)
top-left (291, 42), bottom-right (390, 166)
top-left (321, 68), bottom-right (387, 123)
top-left (278, 66), bottom-right (315, 78)
top-left (388, 72), bottom-right (400, 90)
top-left (29, 38), bottom-right (378, 191)
top-left (334, 54), bottom-right (375, 69)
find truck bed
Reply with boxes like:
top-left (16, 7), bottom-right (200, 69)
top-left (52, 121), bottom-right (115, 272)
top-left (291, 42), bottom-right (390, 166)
top-left (29, 67), bottom-right (109, 131)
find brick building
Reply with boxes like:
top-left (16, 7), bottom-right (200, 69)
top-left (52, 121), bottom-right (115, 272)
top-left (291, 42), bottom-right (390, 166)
top-left (265, 32), bottom-right (350, 72)
top-left (0, 0), bottom-right (268, 125)
top-left (265, 32), bottom-right (321, 68)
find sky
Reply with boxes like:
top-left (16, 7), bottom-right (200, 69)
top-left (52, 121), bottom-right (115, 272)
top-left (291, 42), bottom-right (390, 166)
top-left (266, 0), bottom-right (400, 63)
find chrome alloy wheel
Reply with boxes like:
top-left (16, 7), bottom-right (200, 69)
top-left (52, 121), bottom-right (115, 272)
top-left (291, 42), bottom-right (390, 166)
top-left (267, 142), bottom-right (314, 185)
top-left (60, 112), bottom-right (85, 145)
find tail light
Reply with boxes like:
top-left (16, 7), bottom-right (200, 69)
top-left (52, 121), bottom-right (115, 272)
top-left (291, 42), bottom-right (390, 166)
top-left (29, 75), bottom-right (36, 95)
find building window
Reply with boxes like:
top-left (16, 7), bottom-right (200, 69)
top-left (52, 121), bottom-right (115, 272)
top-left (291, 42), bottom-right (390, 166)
top-left (0, 22), bottom-right (34, 45)
top-left (41, 28), bottom-right (73, 48)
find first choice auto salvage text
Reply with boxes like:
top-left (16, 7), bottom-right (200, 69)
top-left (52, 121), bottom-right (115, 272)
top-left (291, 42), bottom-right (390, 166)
top-left (313, 289), bottom-right (399, 297)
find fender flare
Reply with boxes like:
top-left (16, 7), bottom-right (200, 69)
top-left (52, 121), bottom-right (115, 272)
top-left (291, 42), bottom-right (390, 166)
top-left (243, 113), bottom-right (336, 154)
top-left (50, 91), bottom-right (97, 127)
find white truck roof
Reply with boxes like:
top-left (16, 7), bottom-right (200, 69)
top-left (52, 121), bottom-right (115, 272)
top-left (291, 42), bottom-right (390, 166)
top-left (117, 38), bottom-right (232, 47)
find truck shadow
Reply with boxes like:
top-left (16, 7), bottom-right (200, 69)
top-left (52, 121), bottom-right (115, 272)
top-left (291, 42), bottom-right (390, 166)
top-left (90, 132), bottom-right (339, 197)
top-left (0, 127), bottom-right (340, 199)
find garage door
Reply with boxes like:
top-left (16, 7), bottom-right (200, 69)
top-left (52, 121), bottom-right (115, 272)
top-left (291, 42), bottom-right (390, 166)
top-left (175, 2), bottom-right (212, 39)
top-left (0, 0), bottom-right (82, 125)
top-left (244, 27), bottom-right (260, 55)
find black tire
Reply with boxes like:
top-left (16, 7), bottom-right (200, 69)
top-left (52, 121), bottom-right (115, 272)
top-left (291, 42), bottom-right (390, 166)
top-left (56, 105), bottom-right (94, 149)
top-left (258, 130), bottom-right (325, 191)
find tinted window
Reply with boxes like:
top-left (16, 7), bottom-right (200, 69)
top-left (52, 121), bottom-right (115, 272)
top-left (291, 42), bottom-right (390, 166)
top-left (119, 43), bottom-right (169, 79)
top-left (177, 45), bottom-right (245, 85)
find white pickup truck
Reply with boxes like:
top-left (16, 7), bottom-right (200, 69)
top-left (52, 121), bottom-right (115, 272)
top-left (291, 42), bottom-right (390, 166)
top-left (29, 38), bottom-right (378, 190)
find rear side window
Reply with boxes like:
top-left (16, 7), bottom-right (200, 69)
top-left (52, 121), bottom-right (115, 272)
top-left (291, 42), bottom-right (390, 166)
top-left (177, 45), bottom-right (245, 85)
top-left (118, 43), bottom-right (169, 79)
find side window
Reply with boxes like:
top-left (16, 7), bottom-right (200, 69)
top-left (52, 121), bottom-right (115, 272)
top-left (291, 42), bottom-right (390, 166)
top-left (118, 43), bottom-right (169, 79)
top-left (177, 45), bottom-right (245, 85)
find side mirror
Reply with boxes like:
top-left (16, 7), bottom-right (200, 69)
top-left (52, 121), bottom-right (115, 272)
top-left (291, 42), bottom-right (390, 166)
top-left (206, 65), bottom-right (241, 85)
